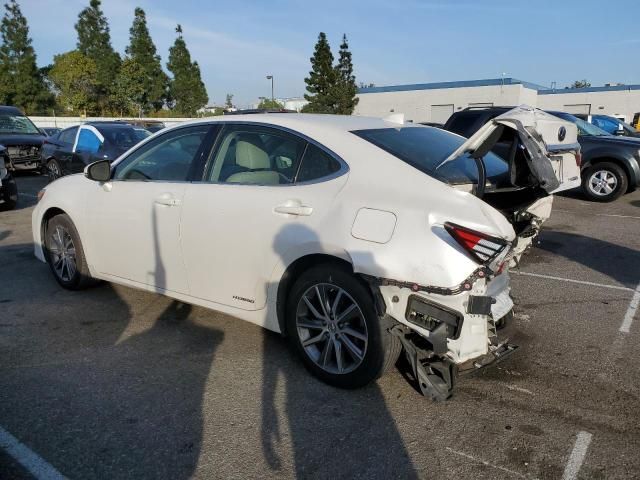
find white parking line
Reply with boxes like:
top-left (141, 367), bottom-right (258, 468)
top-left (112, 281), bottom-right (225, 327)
top-left (594, 213), bottom-right (640, 220)
top-left (553, 209), bottom-right (640, 220)
top-left (562, 431), bottom-right (592, 480)
top-left (0, 426), bottom-right (66, 480)
top-left (445, 447), bottom-right (533, 479)
top-left (512, 271), bottom-right (634, 292)
top-left (620, 281), bottom-right (640, 333)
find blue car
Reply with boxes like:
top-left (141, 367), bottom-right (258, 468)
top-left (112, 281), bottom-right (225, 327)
top-left (576, 114), bottom-right (640, 138)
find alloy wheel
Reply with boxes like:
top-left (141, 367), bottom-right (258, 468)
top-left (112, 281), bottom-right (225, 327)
top-left (48, 225), bottom-right (77, 282)
top-left (295, 283), bottom-right (368, 374)
top-left (48, 161), bottom-right (61, 179)
top-left (588, 169), bottom-right (618, 196)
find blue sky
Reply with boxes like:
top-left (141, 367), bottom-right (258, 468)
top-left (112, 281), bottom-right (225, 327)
top-left (19, 0), bottom-right (640, 107)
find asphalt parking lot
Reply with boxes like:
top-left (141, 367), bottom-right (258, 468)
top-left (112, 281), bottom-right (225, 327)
top-left (1, 173), bottom-right (639, 480)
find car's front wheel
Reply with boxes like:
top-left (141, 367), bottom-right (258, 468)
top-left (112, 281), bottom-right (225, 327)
top-left (0, 173), bottom-right (18, 211)
top-left (286, 264), bottom-right (401, 389)
top-left (45, 214), bottom-right (95, 290)
top-left (582, 162), bottom-right (627, 202)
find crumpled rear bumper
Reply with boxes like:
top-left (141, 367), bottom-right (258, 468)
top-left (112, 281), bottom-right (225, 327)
top-left (378, 271), bottom-right (512, 365)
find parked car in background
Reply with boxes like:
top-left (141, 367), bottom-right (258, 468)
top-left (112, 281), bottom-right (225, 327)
top-left (444, 106), bottom-right (640, 202)
top-left (0, 145), bottom-right (18, 210)
top-left (0, 105), bottom-right (46, 172)
top-left (121, 119), bottom-right (165, 133)
top-left (631, 112), bottom-right (640, 131)
top-left (575, 114), bottom-right (640, 138)
top-left (40, 127), bottom-right (62, 137)
top-left (40, 121), bottom-right (152, 180)
top-left (32, 109), bottom-right (579, 400)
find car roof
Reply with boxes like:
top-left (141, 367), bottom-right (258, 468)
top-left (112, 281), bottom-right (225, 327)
top-left (172, 113), bottom-right (418, 135)
top-left (0, 105), bottom-right (25, 115)
top-left (86, 121), bottom-right (135, 129)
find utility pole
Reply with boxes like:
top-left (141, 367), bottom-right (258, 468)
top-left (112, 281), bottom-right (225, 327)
top-left (266, 75), bottom-right (274, 102)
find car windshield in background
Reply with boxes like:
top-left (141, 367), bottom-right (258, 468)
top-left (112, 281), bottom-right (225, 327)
top-left (97, 126), bottom-right (143, 149)
top-left (0, 114), bottom-right (41, 135)
top-left (551, 112), bottom-right (610, 137)
top-left (352, 125), bottom-right (508, 185)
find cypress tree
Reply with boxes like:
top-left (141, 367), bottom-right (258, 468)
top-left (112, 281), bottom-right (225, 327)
top-left (125, 7), bottom-right (168, 113)
top-left (334, 34), bottom-right (358, 115)
top-left (75, 0), bottom-right (121, 113)
top-left (167, 25), bottom-right (208, 116)
top-left (0, 0), bottom-right (52, 113)
top-left (302, 32), bottom-right (337, 113)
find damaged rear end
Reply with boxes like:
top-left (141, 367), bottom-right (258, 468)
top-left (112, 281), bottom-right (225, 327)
top-left (353, 106), bottom-right (580, 400)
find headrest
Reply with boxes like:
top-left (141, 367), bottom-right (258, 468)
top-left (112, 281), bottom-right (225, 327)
top-left (235, 135), bottom-right (270, 170)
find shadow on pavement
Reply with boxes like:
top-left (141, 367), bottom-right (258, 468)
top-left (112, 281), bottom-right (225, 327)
top-left (537, 230), bottom-right (640, 288)
top-left (261, 223), bottom-right (417, 479)
top-left (0, 238), bottom-right (223, 478)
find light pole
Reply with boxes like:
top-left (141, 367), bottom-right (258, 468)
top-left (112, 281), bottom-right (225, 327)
top-left (266, 75), bottom-right (274, 102)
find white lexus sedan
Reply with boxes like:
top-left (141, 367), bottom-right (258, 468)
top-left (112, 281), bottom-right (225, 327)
top-left (32, 107), bottom-right (580, 400)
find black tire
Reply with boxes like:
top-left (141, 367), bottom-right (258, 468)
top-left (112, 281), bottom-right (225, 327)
top-left (581, 162), bottom-right (627, 202)
top-left (0, 173), bottom-right (18, 211)
top-left (46, 158), bottom-right (63, 182)
top-left (285, 263), bottom-right (401, 389)
top-left (44, 213), bottom-right (95, 290)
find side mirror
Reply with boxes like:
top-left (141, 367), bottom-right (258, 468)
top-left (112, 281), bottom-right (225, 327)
top-left (84, 159), bottom-right (111, 182)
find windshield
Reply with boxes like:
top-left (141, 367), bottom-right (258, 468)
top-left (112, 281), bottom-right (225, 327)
top-left (352, 126), bottom-right (509, 185)
top-left (0, 114), bottom-right (41, 135)
top-left (551, 112), bottom-right (610, 137)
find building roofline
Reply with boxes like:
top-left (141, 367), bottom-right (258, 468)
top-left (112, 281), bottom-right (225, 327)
top-left (356, 78), bottom-right (640, 95)
top-left (357, 78), bottom-right (549, 94)
top-left (538, 84), bottom-right (640, 95)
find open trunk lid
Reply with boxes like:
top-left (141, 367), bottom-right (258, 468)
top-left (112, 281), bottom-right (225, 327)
top-left (443, 106), bottom-right (581, 265)
top-left (441, 105), bottom-right (581, 195)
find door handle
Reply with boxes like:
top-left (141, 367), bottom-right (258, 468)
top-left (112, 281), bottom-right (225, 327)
top-left (155, 194), bottom-right (181, 207)
top-left (274, 200), bottom-right (313, 216)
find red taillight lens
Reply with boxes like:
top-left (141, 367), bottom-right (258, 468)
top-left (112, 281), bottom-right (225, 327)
top-left (444, 222), bottom-right (508, 265)
top-left (575, 151), bottom-right (582, 167)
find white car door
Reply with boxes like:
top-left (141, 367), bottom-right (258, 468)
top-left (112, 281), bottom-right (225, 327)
top-left (180, 123), bottom-right (348, 311)
top-left (85, 124), bottom-right (213, 294)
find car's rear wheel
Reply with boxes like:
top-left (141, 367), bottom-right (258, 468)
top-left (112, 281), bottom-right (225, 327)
top-left (582, 162), bottom-right (627, 202)
top-left (46, 159), bottom-right (62, 182)
top-left (45, 214), bottom-right (95, 290)
top-left (286, 264), bottom-right (401, 389)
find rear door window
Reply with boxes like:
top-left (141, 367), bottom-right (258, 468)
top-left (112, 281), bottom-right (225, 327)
top-left (207, 125), bottom-right (306, 185)
top-left (75, 127), bottom-right (103, 153)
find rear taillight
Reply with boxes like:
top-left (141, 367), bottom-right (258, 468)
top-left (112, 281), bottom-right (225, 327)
top-left (444, 222), bottom-right (508, 265)
top-left (575, 151), bottom-right (582, 166)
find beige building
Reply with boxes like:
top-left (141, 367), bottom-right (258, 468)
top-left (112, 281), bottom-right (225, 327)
top-left (354, 78), bottom-right (640, 124)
